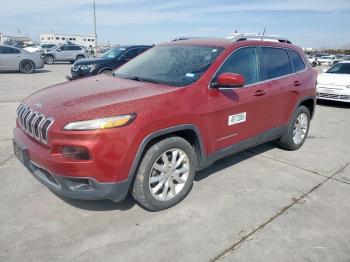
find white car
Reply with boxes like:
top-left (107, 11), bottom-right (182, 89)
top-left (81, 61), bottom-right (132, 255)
top-left (24, 43), bottom-right (56, 53)
top-left (317, 56), bottom-right (338, 66)
top-left (317, 61), bottom-right (350, 103)
top-left (0, 45), bottom-right (44, 73)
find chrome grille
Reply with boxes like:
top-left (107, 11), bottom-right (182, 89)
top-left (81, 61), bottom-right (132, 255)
top-left (16, 104), bottom-right (54, 145)
top-left (317, 92), bottom-right (350, 101)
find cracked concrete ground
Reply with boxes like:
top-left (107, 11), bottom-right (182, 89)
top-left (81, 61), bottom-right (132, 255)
top-left (0, 65), bottom-right (349, 262)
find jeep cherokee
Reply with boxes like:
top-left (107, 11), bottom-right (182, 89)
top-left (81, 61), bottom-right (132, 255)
top-left (13, 35), bottom-right (317, 211)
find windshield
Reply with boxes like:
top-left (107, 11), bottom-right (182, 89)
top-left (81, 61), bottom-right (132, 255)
top-left (114, 45), bottom-right (224, 87)
top-left (327, 63), bottom-right (350, 74)
top-left (102, 47), bottom-right (126, 59)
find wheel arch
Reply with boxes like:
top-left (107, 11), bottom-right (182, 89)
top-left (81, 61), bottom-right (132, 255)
top-left (98, 68), bottom-right (114, 74)
top-left (297, 96), bottom-right (316, 119)
top-left (124, 125), bottom-right (206, 191)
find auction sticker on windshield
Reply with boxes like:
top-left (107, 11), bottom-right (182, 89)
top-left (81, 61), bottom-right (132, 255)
top-left (228, 112), bottom-right (246, 126)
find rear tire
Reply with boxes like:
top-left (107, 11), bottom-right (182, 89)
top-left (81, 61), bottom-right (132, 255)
top-left (19, 60), bottom-right (35, 74)
top-left (278, 106), bottom-right (310, 151)
top-left (76, 55), bottom-right (84, 61)
top-left (45, 55), bottom-right (54, 64)
top-left (132, 137), bottom-right (196, 211)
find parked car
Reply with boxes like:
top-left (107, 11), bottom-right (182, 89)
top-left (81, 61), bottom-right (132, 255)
top-left (43, 44), bottom-right (87, 64)
top-left (307, 55), bottom-right (318, 67)
top-left (317, 61), bottom-right (350, 103)
top-left (13, 35), bottom-right (316, 210)
top-left (24, 43), bottom-right (57, 53)
top-left (317, 55), bottom-right (338, 66)
top-left (0, 45), bottom-right (44, 73)
top-left (67, 45), bottom-right (152, 80)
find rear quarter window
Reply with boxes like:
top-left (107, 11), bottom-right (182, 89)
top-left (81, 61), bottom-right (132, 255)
top-left (260, 47), bottom-right (292, 80)
top-left (287, 50), bottom-right (306, 72)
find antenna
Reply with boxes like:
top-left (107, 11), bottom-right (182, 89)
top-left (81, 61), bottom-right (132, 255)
top-left (261, 27), bottom-right (266, 41)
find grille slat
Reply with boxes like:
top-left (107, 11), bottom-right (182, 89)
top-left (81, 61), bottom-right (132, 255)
top-left (16, 104), bottom-right (54, 145)
top-left (317, 92), bottom-right (350, 101)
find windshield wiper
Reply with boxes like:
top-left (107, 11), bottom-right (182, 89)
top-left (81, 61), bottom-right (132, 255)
top-left (124, 76), bottom-right (161, 84)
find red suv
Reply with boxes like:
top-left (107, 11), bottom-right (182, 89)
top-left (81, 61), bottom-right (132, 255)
top-left (13, 35), bottom-right (317, 211)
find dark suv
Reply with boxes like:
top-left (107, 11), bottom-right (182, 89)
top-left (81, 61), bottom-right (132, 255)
top-left (13, 35), bottom-right (316, 211)
top-left (67, 45), bottom-right (152, 80)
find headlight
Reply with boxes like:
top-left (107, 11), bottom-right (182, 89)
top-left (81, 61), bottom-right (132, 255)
top-left (63, 114), bottom-right (136, 130)
top-left (80, 64), bottom-right (97, 72)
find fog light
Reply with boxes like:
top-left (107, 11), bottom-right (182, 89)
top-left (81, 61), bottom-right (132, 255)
top-left (62, 146), bottom-right (91, 160)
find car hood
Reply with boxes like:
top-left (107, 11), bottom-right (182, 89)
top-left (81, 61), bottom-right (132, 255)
top-left (318, 73), bottom-right (350, 86)
top-left (22, 74), bottom-right (177, 124)
top-left (74, 57), bottom-right (112, 65)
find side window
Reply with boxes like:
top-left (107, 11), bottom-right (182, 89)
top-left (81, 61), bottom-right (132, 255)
top-left (73, 46), bottom-right (82, 50)
top-left (216, 47), bottom-right (259, 85)
top-left (260, 47), bottom-right (292, 80)
top-left (287, 50), bottom-right (306, 72)
top-left (59, 46), bottom-right (67, 51)
top-left (0, 46), bottom-right (20, 54)
top-left (123, 49), bottom-right (139, 60)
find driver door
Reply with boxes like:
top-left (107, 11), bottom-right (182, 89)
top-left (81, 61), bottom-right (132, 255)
top-left (205, 47), bottom-right (274, 154)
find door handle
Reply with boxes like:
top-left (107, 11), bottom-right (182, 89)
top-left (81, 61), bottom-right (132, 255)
top-left (254, 90), bottom-right (266, 96)
top-left (294, 81), bottom-right (301, 86)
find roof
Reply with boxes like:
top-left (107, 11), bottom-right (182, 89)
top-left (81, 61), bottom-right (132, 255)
top-left (165, 38), bottom-right (232, 48)
top-left (111, 45), bottom-right (153, 49)
top-left (163, 36), bottom-right (296, 49)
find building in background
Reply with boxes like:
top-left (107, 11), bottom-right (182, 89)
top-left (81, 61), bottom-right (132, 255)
top-left (0, 33), bottom-right (31, 46)
top-left (39, 33), bottom-right (96, 48)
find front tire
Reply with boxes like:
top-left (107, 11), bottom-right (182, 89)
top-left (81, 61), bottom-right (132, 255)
top-left (100, 69), bottom-right (113, 76)
top-left (132, 137), bottom-right (196, 211)
top-left (278, 106), bottom-right (311, 151)
top-left (19, 60), bottom-right (35, 74)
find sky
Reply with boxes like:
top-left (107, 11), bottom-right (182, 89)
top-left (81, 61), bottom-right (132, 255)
top-left (1, 0), bottom-right (350, 48)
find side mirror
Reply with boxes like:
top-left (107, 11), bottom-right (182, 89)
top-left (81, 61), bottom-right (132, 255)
top-left (212, 73), bottom-right (245, 89)
top-left (57, 48), bottom-right (61, 52)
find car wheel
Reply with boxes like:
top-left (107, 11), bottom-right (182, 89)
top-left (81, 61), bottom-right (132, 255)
top-left (132, 136), bottom-right (196, 211)
top-left (278, 106), bottom-right (311, 151)
top-left (76, 55), bottom-right (84, 61)
top-left (100, 69), bottom-right (113, 76)
top-left (311, 61), bottom-right (316, 67)
top-left (45, 55), bottom-right (54, 64)
top-left (19, 60), bottom-right (35, 74)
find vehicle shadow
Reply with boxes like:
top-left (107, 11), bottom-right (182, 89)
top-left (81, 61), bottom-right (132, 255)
top-left (56, 193), bottom-right (135, 211)
top-left (317, 100), bottom-right (350, 109)
top-left (0, 69), bottom-right (51, 74)
top-left (195, 142), bottom-right (275, 182)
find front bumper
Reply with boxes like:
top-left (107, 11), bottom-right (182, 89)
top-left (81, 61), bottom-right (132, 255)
top-left (317, 85), bottom-right (350, 103)
top-left (67, 67), bottom-right (94, 80)
top-left (13, 138), bottom-right (130, 202)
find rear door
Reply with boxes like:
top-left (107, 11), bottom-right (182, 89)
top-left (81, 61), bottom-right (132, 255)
top-left (206, 46), bottom-right (275, 153)
top-left (0, 46), bottom-right (21, 70)
top-left (258, 47), bottom-right (296, 127)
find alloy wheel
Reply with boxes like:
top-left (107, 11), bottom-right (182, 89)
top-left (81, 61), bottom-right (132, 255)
top-left (149, 148), bottom-right (190, 201)
top-left (293, 112), bottom-right (308, 145)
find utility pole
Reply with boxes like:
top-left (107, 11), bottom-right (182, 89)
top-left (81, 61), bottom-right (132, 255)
top-left (93, 0), bottom-right (97, 56)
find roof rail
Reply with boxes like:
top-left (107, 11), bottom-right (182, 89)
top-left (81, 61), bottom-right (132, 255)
top-left (171, 36), bottom-right (213, 42)
top-left (226, 33), bottom-right (292, 44)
